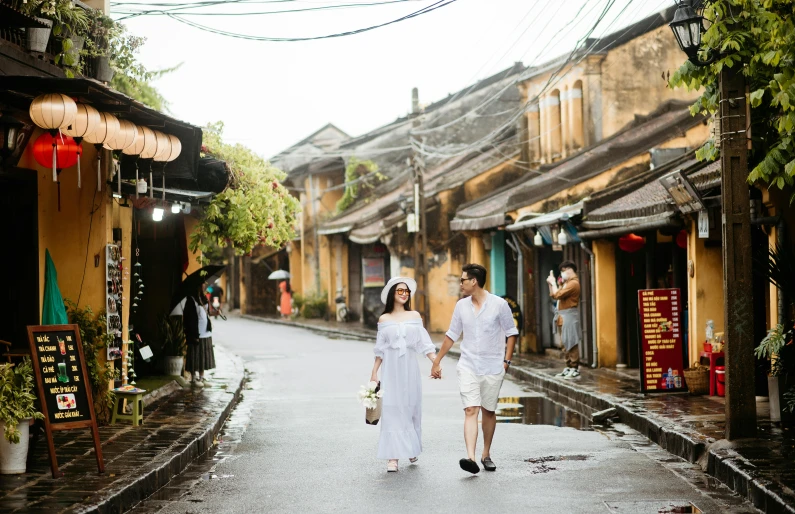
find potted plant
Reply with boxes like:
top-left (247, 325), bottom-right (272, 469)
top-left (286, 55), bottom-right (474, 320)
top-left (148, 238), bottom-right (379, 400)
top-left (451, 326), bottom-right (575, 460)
top-left (755, 243), bottom-right (795, 421)
top-left (0, 358), bottom-right (44, 474)
top-left (83, 11), bottom-right (116, 82)
top-left (17, 0), bottom-right (54, 52)
top-left (159, 314), bottom-right (186, 376)
top-left (50, 0), bottom-right (90, 75)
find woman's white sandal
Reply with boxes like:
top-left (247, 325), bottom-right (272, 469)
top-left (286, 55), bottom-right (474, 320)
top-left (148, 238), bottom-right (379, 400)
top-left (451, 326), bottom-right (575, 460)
top-left (409, 457), bottom-right (418, 463)
top-left (387, 460), bottom-right (398, 472)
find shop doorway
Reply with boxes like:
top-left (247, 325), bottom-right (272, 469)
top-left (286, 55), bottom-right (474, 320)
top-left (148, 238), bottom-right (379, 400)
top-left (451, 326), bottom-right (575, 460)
top-left (0, 173), bottom-right (39, 350)
top-left (348, 243), bottom-right (362, 320)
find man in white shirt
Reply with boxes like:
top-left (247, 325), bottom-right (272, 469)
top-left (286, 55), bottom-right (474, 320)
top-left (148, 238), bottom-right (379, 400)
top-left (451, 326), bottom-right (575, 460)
top-left (432, 263), bottom-right (519, 474)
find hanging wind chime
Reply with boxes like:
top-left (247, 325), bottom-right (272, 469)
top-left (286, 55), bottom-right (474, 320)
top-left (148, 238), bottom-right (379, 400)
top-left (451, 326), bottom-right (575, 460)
top-left (63, 103), bottom-right (100, 189)
top-left (83, 111), bottom-right (120, 191)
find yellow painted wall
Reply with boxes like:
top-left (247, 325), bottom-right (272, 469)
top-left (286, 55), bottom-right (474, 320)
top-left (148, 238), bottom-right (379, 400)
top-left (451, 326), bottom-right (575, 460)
top-left (686, 221), bottom-right (725, 361)
top-left (468, 233), bottom-right (489, 270)
top-left (593, 240), bottom-right (618, 367)
top-left (183, 216), bottom-right (203, 275)
top-left (600, 25), bottom-right (700, 138)
top-left (427, 250), bottom-right (464, 333)
top-left (288, 241), bottom-right (303, 297)
top-left (462, 159), bottom-right (518, 203)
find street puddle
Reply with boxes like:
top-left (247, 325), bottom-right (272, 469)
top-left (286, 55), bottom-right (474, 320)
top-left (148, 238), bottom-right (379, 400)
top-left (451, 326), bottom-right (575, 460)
top-left (603, 500), bottom-right (702, 513)
top-left (524, 454), bottom-right (592, 474)
top-left (495, 396), bottom-right (592, 430)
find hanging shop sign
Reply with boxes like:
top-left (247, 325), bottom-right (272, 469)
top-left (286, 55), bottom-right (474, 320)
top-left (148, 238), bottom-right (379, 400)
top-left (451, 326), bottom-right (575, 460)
top-left (637, 288), bottom-right (686, 394)
top-left (362, 258), bottom-right (386, 288)
top-left (26, 324), bottom-right (105, 478)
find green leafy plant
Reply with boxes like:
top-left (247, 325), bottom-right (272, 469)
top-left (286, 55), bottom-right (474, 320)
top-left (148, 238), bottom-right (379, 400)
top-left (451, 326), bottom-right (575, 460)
top-left (755, 324), bottom-right (790, 376)
top-left (0, 358), bottom-right (44, 444)
top-left (336, 157), bottom-right (384, 213)
top-left (292, 291), bottom-right (328, 319)
top-left (669, 0), bottom-right (795, 201)
top-left (189, 122), bottom-right (301, 264)
top-left (65, 300), bottom-right (117, 425)
top-left (158, 314), bottom-right (186, 357)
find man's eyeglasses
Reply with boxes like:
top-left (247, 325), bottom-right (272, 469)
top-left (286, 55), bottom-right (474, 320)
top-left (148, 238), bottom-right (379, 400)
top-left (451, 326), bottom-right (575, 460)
top-left (460, 277), bottom-right (475, 284)
top-left (395, 288), bottom-right (411, 296)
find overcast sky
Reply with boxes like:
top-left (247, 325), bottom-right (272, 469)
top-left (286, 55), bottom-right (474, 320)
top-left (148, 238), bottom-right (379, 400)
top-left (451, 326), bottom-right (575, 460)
top-left (119, 0), bottom-right (672, 159)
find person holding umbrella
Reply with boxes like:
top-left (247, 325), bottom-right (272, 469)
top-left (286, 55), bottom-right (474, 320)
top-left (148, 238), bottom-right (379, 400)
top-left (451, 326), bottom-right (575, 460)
top-left (268, 270), bottom-right (292, 319)
top-left (171, 266), bottom-right (224, 387)
top-left (181, 286), bottom-right (216, 387)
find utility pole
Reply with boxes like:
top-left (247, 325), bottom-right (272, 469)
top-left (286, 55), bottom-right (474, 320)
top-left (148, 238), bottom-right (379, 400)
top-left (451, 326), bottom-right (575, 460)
top-left (719, 67), bottom-right (756, 439)
top-left (409, 88), bottom-right (430, 327)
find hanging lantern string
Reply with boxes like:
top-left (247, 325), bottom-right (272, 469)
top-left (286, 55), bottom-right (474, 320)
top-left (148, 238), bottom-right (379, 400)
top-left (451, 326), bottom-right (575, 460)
top-left (76, 147), bottom-right (81, 188)
top-left (95, 144), bottom-right (103, 192)
top-left (149, 169), bottom-right (153, 199)
top-left (135, 161), bottom-right (139, 199)
top-left (51, 131), bottom-right (57, 183)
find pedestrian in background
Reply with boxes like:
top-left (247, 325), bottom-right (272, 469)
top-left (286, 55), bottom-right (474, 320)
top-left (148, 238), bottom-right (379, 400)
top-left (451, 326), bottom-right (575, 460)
top-left (370, 277), bottom-right (438, 473)
top-left (548, 260), bottom-right (582, 379)
top-left (278, 280), bottom-right (292, 319)
top-left (183, 287), bottom-right (216, 387)
top-left (432, 263), bottom-right (519, 474)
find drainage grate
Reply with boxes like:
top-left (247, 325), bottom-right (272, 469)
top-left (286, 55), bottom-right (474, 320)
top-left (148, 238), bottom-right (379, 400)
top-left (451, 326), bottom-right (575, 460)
top-left (603, 500), bottom-right (702, 513)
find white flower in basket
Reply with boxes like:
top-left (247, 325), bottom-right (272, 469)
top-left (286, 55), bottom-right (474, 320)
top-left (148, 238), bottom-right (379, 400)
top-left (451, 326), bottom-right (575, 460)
top-left (359, 381), bottom-right (383, 425)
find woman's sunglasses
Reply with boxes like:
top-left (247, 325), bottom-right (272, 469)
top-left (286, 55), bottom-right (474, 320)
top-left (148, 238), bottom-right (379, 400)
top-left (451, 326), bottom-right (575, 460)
top-left (395, 288), bottom-right (411, 296)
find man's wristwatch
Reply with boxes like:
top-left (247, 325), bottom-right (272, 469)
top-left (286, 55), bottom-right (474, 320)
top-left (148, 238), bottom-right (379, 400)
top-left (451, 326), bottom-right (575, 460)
top-left (504, 359), bottom-right (511, 367)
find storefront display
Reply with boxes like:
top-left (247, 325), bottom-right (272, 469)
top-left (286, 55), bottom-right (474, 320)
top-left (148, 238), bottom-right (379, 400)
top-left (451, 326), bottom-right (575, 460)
top-left (105, 244), bottom-right (124, 361)
top-left (638, 288), bottom-right (687, 393)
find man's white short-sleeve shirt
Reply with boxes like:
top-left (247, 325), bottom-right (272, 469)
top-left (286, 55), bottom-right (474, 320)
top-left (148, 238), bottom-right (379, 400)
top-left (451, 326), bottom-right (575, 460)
top-left (445, 292), bottom-right (519, 376)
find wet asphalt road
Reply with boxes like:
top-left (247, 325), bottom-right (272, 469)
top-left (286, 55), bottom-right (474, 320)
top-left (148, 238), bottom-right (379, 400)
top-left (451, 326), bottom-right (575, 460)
top-left (130, 316), bottom-right (758, 514)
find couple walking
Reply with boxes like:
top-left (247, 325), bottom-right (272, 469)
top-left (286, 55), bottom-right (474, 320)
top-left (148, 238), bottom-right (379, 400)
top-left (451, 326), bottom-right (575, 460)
top-left (370, 263), bottom-right (518, 474)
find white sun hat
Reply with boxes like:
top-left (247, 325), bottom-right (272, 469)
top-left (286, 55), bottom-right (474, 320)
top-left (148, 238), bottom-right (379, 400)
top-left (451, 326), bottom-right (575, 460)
top-left (380, 276), bottom-right (417, 304)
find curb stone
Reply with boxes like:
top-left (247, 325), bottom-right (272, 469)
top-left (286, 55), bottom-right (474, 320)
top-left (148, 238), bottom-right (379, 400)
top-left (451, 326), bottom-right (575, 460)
top-left (74, 347), bottom-right (246, 514)
top-left (245, 316), bottom-right (793, 514)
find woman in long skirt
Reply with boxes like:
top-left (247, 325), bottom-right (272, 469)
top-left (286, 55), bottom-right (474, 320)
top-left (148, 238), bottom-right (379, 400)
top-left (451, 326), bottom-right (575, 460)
top-left (370, 277), bottom-right (437, 472)
top-left (278, 280), bottom-right (292, 319)
top-left (183, 288), bottom-right (216, 387)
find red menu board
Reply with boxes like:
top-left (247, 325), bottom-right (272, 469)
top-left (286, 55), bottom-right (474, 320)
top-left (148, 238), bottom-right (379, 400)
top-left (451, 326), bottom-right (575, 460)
top-left (637, 288), bottom-right (686, 393)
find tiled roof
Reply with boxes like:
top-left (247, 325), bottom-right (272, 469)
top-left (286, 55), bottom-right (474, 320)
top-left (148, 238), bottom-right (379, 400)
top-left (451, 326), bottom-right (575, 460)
top-left (584, 160), bottom-right (721, 226)
top-left (450, 100), bottom-right (705, 231)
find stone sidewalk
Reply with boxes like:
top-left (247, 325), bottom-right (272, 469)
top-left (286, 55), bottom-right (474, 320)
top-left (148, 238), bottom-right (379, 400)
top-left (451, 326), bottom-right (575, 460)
top-left (246, 314), bottom-right (795, 514)
top-left (0, 343), bottom-right (245, 514)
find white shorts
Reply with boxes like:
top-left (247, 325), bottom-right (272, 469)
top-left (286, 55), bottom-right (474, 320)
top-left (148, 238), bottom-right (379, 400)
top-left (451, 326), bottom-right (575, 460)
top-left (457, 368), bottom-right (505, 412)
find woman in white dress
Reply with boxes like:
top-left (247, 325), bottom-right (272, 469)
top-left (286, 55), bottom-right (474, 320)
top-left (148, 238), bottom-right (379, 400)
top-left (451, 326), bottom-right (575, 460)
top-left (370, 277), bottom-right (437, 473)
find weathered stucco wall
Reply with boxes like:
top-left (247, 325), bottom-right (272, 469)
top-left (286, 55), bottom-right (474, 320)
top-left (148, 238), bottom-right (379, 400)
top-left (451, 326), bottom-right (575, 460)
top-left (686, 221), bottom-right (725, 360)
top-left (600, 25), bottom-right (700, 138)
top-left (593, 239), bottom-right (617, 367)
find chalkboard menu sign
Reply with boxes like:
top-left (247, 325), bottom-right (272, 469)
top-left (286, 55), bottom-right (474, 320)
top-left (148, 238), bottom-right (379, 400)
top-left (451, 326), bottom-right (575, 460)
top-left (637, 289), bottom-right (686, 394)
top-left (27, 324), bottom-right (104, 477)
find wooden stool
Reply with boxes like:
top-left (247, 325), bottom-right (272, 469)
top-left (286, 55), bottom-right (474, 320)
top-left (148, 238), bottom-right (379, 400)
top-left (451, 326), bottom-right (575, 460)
top-left (111, 387), bottom-right (147, 426)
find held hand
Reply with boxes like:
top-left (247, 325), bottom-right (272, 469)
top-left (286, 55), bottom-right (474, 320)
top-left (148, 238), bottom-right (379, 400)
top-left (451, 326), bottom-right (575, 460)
top-left (503, 362), bottom-right (509, 371)
top-left (370, 373), bottom-right (378, 383)
top-left (431, 363), bottom-right (442, 379)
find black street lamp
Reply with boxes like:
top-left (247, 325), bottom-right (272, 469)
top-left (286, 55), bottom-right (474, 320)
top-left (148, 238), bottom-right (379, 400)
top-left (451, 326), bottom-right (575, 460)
top-left (0, 112), bottom-right (24, 158)
top-left (669, 0), bottom-right (757, 439)
top-left (668, 1), bottom-right (716, 66)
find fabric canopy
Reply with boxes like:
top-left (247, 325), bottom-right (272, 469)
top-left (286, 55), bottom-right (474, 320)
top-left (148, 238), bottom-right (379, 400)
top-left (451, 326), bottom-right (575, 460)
top-left (42, 249), bottom-right (68, 325)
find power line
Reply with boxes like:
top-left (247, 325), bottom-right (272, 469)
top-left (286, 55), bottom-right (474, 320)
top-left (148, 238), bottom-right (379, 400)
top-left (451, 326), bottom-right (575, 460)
top-left (117, 0), bottom-right (460, 41)
top-left (114, 0), bottom-right (421, 18)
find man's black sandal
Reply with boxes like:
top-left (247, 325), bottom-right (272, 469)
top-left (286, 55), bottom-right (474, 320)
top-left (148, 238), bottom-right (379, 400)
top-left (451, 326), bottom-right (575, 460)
top-left (459, 458), bottom-right (480, 474)
top-left (481, 457), bottom-right (496, 471)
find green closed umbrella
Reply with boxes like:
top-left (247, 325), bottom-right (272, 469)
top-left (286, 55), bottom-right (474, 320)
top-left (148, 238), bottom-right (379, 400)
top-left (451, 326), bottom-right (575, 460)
top-left (42, 249), bottom-right (68, 325)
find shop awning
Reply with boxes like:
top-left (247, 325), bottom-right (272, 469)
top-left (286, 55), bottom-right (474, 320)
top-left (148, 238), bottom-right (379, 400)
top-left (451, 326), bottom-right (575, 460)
top-left (506, 202), bottom-right (584, 232)
top-left (0, 76), bottom-right (202, 184)
top-left (450, 101), bottom-right (704, 232)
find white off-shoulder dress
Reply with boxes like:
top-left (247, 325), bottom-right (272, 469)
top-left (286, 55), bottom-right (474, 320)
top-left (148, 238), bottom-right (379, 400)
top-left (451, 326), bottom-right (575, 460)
top-left (374, 319), bottom-right (437, 460)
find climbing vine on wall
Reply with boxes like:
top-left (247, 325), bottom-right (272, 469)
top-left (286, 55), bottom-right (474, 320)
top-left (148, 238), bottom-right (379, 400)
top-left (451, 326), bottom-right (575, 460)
top-left (335, 157), bottom-right (384, 213)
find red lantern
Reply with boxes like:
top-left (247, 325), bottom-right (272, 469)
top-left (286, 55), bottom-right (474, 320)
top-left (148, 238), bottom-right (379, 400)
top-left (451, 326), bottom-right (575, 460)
top-left (618, 233), bottom-right (645, 253)
top-left (32, 132), bottom-right (81, 211)
top-left (32, 131), bottom-right (80, 171)
top-left (676, 229), bottom-right (688, 249)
